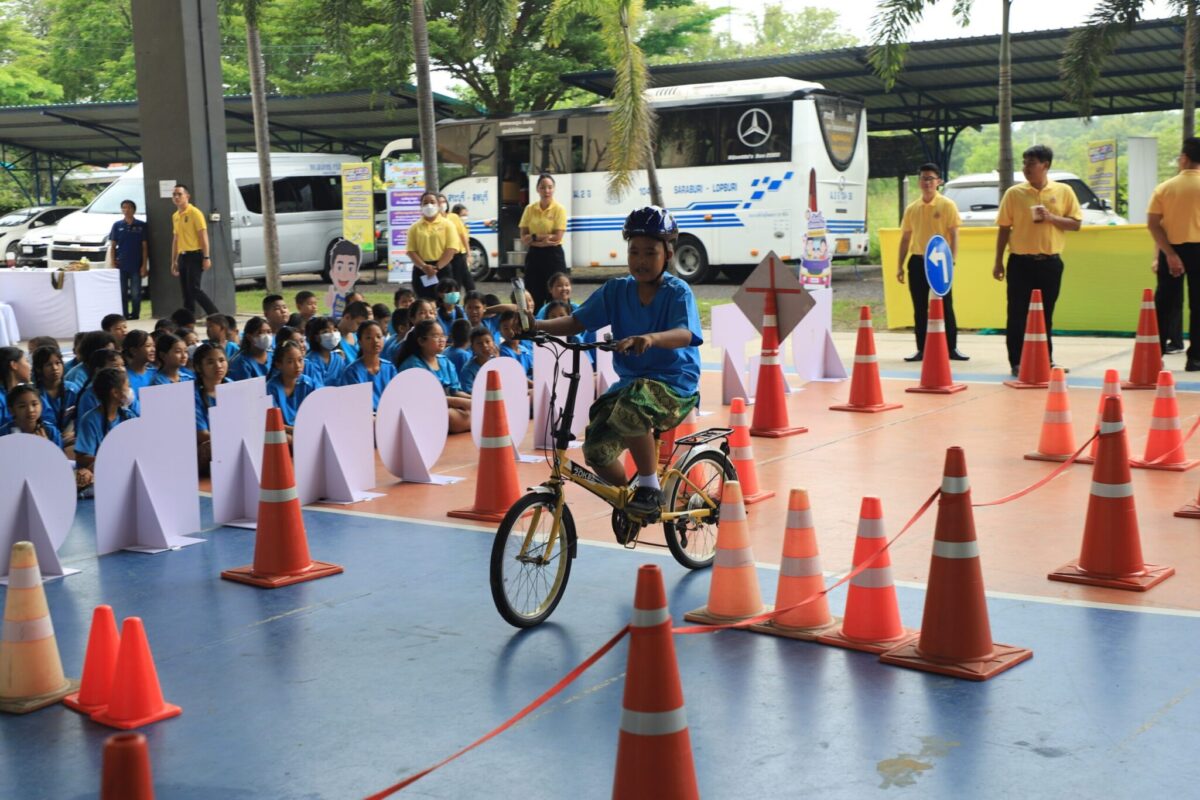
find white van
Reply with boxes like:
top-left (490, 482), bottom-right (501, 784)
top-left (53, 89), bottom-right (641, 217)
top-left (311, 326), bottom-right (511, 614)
top-left (49, 153), bottom-right (368, 278)
top-left (943, 171), bottom-right (1128, 227)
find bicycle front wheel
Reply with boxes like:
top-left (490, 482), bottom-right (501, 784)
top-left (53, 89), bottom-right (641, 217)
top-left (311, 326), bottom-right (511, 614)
top-left (490, 492), bottom-right (576, 628)
top-left (663, 449), bottom-right (736, 569)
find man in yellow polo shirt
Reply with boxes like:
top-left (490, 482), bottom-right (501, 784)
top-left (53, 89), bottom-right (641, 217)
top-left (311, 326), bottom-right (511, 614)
top-left (897, 162), bottom-right (967, 362)
top-left (1148, 137), bottom-right (1200, 371)
top-left (993, 145), bottom-right (1082, 377)
top-left (170, 183), bottom-right (220, 316)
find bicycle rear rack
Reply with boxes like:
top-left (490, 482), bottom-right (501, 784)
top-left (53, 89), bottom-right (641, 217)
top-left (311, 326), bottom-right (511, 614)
top-left (674, 427), bottom-right (734, 447)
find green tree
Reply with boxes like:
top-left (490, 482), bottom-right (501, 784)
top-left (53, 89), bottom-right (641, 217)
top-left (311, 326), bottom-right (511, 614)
top-left (655, 3), bottom-right (858, 63)
top-left (0, 5), bottom-right (63, 106)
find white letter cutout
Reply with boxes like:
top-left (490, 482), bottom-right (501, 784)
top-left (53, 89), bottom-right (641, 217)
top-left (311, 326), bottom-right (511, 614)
top-left (294, 383), bottom-right (383, 505)
top-left (376, 368), bottom-right (461, 484)
top-left (210, 377), bottom-right (272, 528)
top-left (0, 433), bottom-right (80, 582)
top-left (532, 344), bottom-right (591, 450)
top-left (470, 357), bottom-right (539, 462)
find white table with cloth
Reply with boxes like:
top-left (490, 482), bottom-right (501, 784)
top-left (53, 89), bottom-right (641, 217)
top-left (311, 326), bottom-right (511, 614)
top-left (0, 269), bottom-right (122, 339)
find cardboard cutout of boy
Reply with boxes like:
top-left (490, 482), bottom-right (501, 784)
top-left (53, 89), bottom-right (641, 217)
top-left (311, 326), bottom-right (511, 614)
top-left (325, 239), bottom-right (362, 320)
top-left (800, 210), bottom-right (831, 287)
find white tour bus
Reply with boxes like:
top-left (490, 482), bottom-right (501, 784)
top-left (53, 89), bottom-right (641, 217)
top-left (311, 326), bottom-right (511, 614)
top-left (49, 153), bottom-right (367, 279)
top-left (436, 77), bottom-right (868, 284)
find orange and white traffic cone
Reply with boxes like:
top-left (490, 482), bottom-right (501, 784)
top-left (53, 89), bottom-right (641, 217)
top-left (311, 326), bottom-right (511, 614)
top-left (1123, 288), bottom-right (1162, 390)
top-left (750, 292), bottom-right (807, 437)
top-left (63, 605), bottom-right (121, 714)
top-left (612, 564), bottom-right (699, 799)
top-left (750, 489), bottom-right (838, 640)
top-left (1077, 368), bottom-right (1122, 466)
top-left (1025, 367), bottom-right (1076, 462)
top-left (91, 617), bottom-right (181, 729)
top-left (726, 397), bottom-right (774, 504)
top-left (817, 497), bottom-right (918, 653)
top-left (0, 540), bottom-right (78, 713)
top-left (223, 407), bottom-right (344, 587)
top-left (1049, 396), bottom-right (1175, 591)
top-left (830, 306), bottom-right (902, 413)
top-left (101, 733), bottom-right (156, 800)
top-left (1130, 371), bottom-right (1199, 471)
top-left (684, 482), bottom-right (765, 625)
top-left (907, 297), bottom-right (966, 394)
top-left (881, 447), bottom-right (1033, 680)
top-left (1004, 289), bottom-right (1052, 389)
top-left (449, 370), bottom-right (524, 522)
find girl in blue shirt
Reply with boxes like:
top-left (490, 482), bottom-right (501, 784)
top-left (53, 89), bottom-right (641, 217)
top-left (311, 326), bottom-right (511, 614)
top-left (74, 350), bottom-right (130, 422)
top-left (121, 330), bottom-right (158, 400)
top-left (0, 346), bottom-right (32, 427)
top-left (227, 317), bottom-right (273, 381)
top-left (151, 332), bottom-right (196, 385)
top-left (435, 278), bottom-right (467, 336)
top-left (32, 345), bottom-right (76, 441)
top-left (497, 310), bottom-right (534, 379)
top-left (395, 320), bottom-right (472, 433)
top-left (337, 320), bottom-right (396, 412)
top-left (304, 316), bottom-right (347, 388)
top-left (75, 367), bottom-right (138, 471)
top-left (445, 317), bottom-right (473, 374)
top-left (192, 343), bottom-right (231, 471)
top-left (266, 340), bottom-right (318, 434)
top-left (1, 384), bottom-right (63, 447)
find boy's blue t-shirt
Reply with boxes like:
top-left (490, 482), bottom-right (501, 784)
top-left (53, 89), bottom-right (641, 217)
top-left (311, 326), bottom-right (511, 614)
top-left (437, 305), bottom-right (467, 337)
top-left (304, 349), bottom-right (346, 388)
top-left (458, 358), bottom-right (486, 395)
top-left (339, 335), bottom-right (360, 364)
top-left (205, 340), bottom-right (239, 361)
top-left (398, 353), bottom-right (462, 395)
top-left (64, 362), bottom-right (88, 388)
top-left (74, 405), bottom-right (137, 457)
top-left (498, 340), bottom-right (533, 378)
top-left (445, 345), bottom-right (472, 374)
top-left (38, 384), bottom-right (77, 430)
top-left (227, 351), bottom-right (271, 382)
top-left (381, 335), bottom-right (403, 364)
top-left (337, 359), bottom-right (396, 411)
top-left (266, 374), bottom-right (318, 426)
top-left (0, 419), bottom-right (64, 448)
top-left (572, 273), bottom-right (702, 397)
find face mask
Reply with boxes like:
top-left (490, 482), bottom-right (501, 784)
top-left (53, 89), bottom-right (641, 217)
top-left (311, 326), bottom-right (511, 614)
top-left (439, 204), bottom-right (449, 213)
top-left (255, 334), bottom-right (273, 351)
top-left (421, 204), bottom-right (439, 219)
top-left (445, 292), bottom-right (461, 305)
top-left (187, 344), bottom-right (199, 360)
top-left (120, 387), bottom-right (135, 409)
top-left (320, 331), bottom-right (341, 350)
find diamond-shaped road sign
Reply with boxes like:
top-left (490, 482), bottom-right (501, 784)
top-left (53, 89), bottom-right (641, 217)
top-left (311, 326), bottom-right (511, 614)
top-left (731, 251), bottom-right (815, 340)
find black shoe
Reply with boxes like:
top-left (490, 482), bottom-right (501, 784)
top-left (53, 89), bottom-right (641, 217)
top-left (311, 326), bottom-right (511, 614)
top-left (1011, 365), bottom-right (1020, 377)
top-left (948, 349), bottom-right (970, 361)
top-left (626, 486), bottom-right (663, 518)
top-left (1165, 345), bottom-right (1185, 355)
top-left (1186, 360), bottom-right (1200, 372)
top-left (904, 351), bottom-right (924, 362)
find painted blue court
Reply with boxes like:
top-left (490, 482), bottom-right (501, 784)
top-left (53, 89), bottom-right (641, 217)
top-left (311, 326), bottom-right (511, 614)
top-left (4, 500), bottom-right (1200, 798)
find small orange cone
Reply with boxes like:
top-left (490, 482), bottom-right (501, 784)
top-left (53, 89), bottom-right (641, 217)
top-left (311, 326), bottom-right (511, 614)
top-left (684, 481), bottom-right (765, 624)
top-left (101, 732), bottom-right (155, 800)
top-left (907, 297), bottom-right (966, 394)
top-left (1004, 289), bottom-right (1051, 389)
top-left (830, 306), bottom-right (902, 413)
top-left (750, 292), bottom-right (807, 437)
top-left (1049, 396), bottom-right (1175, 591)
top-left (750, 489), bottom-right (838, 640)
top-left (1024, 367), bottom-right (1076, 462)
top-left (612, 564), bottom-right (699, 799)
top-left (63, 605), bottom-right (121, 714)
top-left (881, 447), bottom-right (1033, 680)
top-left (0, 541), bottom-right (78, 713)
top-left (1174, 479), bottom-right (1200, 518)
top-left (818, 497), bottom-right (917, 653)
top-left (1077, 368), bottom-right (1122, 465)
top-left (726, 398), bottom-right (774, 504)
top-left (1123, 289), bottom-right (1162, 390)
top-left (91, 617), bottom-right (181, 729)
top-left (223, 408), bottom-right (343, 587)
top-left (449, 370), bottom-right (524, 522)
top-left (1130, 371), bottom-right (1199, 471)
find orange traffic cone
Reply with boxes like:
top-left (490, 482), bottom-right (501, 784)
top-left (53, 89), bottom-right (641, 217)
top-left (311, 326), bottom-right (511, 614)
top-left (1123, 288), bottom-right (1162, 390)
top-left (91, 617), bottom-right (181, 729)
top-left (1004, 289), bottom-right (1051, 389)
top-left (830, 306), bottom-right (902, 413)
top-left (1024, 367), bottom-right (1076, 462)
top-left (223, 408), bottom-right (344, 587)
top-left (1077, 368), bottom-right (1122, 466)
top-left (881, 447), bottom-right (1033, 680)
top-left (63, 605), bottom-right (121, 714)
top-left (750, 292), bottom-right (806, 437)
top-left (727, 398), bottom-right (774, 504)
top-left (684, 482), bottom-right (765, 624)
top-left (750, 489), bottom-right (838, 640)
top-left (1130, 371), bottom-right (1199, 471)
top-left (449, 370), bottom-right (524, 522)
top-left (818, 497), bottom-right (918, 653)
top-left (907, 297), bottom-right (966, 394)
top-left (0, 541), bottom-right (78, 713)
top-left (101, 733), bottom-right (155, 800)
top-left (1174, 479), bottom-right (1200, 518)
top-left (1049, 396), bottom-right (1175, 591)
top-left (612, 564), bottom-right (698, 799)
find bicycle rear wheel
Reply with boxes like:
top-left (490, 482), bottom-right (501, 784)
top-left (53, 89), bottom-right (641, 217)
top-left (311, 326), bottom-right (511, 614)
top-left (663, 449), bottom-right (736, 569)
top-left (490, 492), bottom-right (576, 628)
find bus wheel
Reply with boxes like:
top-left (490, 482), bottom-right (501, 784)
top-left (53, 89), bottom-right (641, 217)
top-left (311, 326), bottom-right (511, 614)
top-left (469, 240), bottom-right (491, 281)
top-left (672, 235), bottom-right (712, 284)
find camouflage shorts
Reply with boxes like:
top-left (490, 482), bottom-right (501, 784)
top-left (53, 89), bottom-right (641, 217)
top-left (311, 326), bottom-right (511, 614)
top-left (582, 378), bottom-right (699, 468)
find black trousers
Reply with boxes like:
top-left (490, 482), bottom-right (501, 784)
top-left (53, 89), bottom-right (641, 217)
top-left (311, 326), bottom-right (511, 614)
top-left (178, 251), bottom-right (219, 316)
top-left (1005, 254), bottom-right (1063, 369)
top-left (450, 252), bottom-right (475, 292)
top-left (413, 265), bottom-right (451, 300)
top-left (119, 268), bottom-right (142, 320)
top-left (523, 244), bottom-right (567, 311)
top-left (906, 255), bottom-right (958, 352)
top-left (1155, 242), bottom-right (1200, 360)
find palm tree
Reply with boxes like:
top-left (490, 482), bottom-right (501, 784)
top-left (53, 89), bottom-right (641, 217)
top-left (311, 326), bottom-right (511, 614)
top-left (1060, 1), bottom-right (1197, 138)
top-left (869, 0), bottom-right (1016, 194)
top-left (411, 0), bottom-right (439, 192)
top-left (241, 0), bottom-right (282, 293)
top-left (547, 0), bottom-right (664, 206)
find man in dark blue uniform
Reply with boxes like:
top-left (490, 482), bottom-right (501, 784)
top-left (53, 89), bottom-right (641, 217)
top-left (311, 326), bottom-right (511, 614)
top-left (107, 199), bottom-right (149, 320)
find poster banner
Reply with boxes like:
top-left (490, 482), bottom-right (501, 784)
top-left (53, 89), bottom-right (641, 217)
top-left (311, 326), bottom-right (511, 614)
top-left (1087, 140), bottom-right (1117, 209)
top-left (383, 161), bottom-right (425, 285)
top-left (340, 162), bottom-right (375, 253)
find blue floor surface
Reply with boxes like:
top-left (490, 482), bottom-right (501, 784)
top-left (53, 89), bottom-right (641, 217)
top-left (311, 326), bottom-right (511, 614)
top-left (3, 501), bottom-right (1199, 798)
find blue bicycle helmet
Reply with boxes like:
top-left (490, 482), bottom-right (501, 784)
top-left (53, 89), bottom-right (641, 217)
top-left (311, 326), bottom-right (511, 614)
top-left (622, 206), bottom-right (678, 244)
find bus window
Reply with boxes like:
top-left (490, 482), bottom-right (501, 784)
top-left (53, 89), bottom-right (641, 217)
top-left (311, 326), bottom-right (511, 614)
top-left (468, 123), bottom-right (496, 176)
top-left (719, 102), bottom-right (791, 164)
top-left (572, 135), bottom-right (585, 173)
top-left (585, 116), bottom-right (610, 172)
top-left (439, 125), bottom-right (470, 186)
top-left (656, 109), bottom-right (718, 168)
top-left (813, 95), bottom-right (863, 171)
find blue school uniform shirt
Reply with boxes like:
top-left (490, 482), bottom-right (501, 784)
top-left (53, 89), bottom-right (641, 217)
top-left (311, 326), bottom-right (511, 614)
top-left (498, 340), bottom-right (533, 378)
top-left (572, 273), bottom-right (702, 397)
top-left (75, 382), bottom-right (140, 422)
top-left (445, 345), bottom-right (472, 375)
top-left (304, 349), bottom-right (346, 388)
top-left (458, 357), bottom-right (486, 395)
top-left (74, 405), bottom-right (137, 457)
top-left (151, 367), bottom-right (196, 386)
top-left (535, 300), bottom-right (597, 359)
top-left (193, 379), bottom-right (235, 432)
top-left (339, 334), bottom-right (360, 364)
top-left (64, 362), bottom-right (88, 388)
top-left (0, 419), bottom-right (63, 447)
top-left (126, 366), bottom-right (157, 399)
top-left (108, 217), bottom-right (149, 273)
top-left (39, 384), bottom-right (77, 430)
top-left (437, 305), bottom-right (467, 337)
top-left (478, 316), bottom-right (502, 341)
top-left (226, 351), bottom-right (272, 382)
top-left (266, 374), bottom-right (319, 427)
top-left (337, 359), bottom-right (396, 411)
top-left (381, 334), bottom-right (403, 364)
top-left (206, 339), bottom-right (239, 361)
top-left (398, 353), bottom-right (462, 395)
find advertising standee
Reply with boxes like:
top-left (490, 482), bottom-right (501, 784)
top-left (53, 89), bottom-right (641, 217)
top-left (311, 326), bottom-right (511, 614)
top-left (383, 161), bottom-right (425, 285)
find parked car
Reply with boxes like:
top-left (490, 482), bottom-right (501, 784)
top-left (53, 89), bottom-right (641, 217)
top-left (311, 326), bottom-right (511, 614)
top-left (14, 223), bottom-right (61, 268)
top-left (942, 171), bottom-right (1127, 227)
top-left (1, 206), bottom-right (80, 266)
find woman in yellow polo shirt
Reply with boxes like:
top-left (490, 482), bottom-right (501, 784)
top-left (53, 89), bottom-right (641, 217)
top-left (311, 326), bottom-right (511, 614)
top-left (519, 174), bottom-right (568, 310)
top-left (407, 191), bottom-right (457, 300)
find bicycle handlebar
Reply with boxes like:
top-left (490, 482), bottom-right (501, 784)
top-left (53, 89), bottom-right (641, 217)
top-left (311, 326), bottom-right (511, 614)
top-left (522, 331), bottom-right (622, 353)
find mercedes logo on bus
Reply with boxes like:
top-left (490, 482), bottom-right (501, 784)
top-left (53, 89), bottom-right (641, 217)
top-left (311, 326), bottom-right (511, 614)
top-left (737, 108), bottom-right (772, 148)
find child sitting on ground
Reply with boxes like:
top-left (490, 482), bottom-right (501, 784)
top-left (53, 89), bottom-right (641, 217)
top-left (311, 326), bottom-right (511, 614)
top-left (445, 318), bottom-right (473, 374)
top-left (75, 367), bottom-right (138, 473)
top-left (395, 320), bottom-right (472, 433)
top-left (459, 326), bottom-right (498, 395)
top-left (205, 314), bottom-right (238, 360)
top-left (497, 310), bottom-right (534, 379)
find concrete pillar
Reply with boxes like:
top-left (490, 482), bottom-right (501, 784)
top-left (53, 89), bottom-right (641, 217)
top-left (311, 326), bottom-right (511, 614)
top-left (131, 0), bottom-right (235, 317)
top-left (1126, 137), bottom-right (1158, 225)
